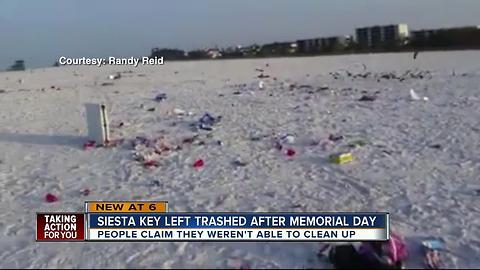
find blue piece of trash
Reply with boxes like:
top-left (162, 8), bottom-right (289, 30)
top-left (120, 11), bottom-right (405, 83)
top-left (199, 113), bottom-right (216, 125)
top-left (155, 93), bottom-right (167, 102)
top-left (197, 113), bottom-right (221, 130)
top-left (422, 239), bottom-right (445, 250)
top-left (199, 123), bottom-right (213, 131)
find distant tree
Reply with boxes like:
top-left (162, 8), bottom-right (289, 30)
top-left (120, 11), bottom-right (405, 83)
top-left (150, 48), bottom-right (186, 60)
top-left (410, 27), bottom-right (480, 50)
top-left (221, 50), bottom-right (243, 59)
top-left (259, 42), bottom-right (296, 57)
top-left (187, 50), bottom-right (208, 59)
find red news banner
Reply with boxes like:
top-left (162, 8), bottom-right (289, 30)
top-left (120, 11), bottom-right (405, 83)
top-left (37, 201), bottom-right (168, 241)
top-left (36, 213), bottom-right (85, 241)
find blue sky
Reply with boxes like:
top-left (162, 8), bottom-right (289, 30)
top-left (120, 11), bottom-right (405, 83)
top-left (1, 0), bottom-right (479, 68)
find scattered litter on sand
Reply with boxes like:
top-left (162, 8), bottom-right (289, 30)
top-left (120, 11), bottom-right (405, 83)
top-left (1, 51), bottom-right (479, 269)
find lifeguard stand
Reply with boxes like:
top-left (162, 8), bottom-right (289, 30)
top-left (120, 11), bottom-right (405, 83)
top-left (8, 60), bottom-right (25, 71)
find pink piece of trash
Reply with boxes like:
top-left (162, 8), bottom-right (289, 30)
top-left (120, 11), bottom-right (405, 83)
top-left (83, 140), bottom-right (96, 150)
top-left (45, 193), bottom-right (58, 203)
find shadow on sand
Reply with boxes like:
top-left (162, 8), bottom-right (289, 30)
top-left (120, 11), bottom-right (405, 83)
top-left (0, 132), bottom-right (87, 149)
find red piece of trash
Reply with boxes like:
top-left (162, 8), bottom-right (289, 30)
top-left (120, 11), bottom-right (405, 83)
top-left (286, 148), bottom-right (296, 157)
top-left (80, 189), bottom-right (90, 196)
top-left (45, 193), bottom-right (58, 203)
top-left (144, 160), bottom-right (159, 168)
top-left (193, 159), bottom-right (204, 168)
top-left (83, 140), bottom-right (96, 150)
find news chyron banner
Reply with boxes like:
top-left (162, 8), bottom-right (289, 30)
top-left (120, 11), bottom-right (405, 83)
top-left (37, 201), bottom-right (390, 242)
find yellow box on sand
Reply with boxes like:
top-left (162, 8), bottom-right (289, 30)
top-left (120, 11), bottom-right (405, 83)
top-left (329, 152), bottom-right (353, 164)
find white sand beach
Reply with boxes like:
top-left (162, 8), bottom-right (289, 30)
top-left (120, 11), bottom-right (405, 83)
top-left (0, 51), bottom-right (479, 268)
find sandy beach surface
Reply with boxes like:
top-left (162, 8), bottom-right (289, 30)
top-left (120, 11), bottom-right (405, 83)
top-left (0, 51), bottom-right (479, 269)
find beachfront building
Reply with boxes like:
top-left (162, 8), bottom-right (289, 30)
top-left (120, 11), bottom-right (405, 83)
top-left (355, 24), bottom-right (409, 49)
top-left (297, 35), bottom-right (352, 54)
top-left (411, 29), bottom-right (439, 41)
